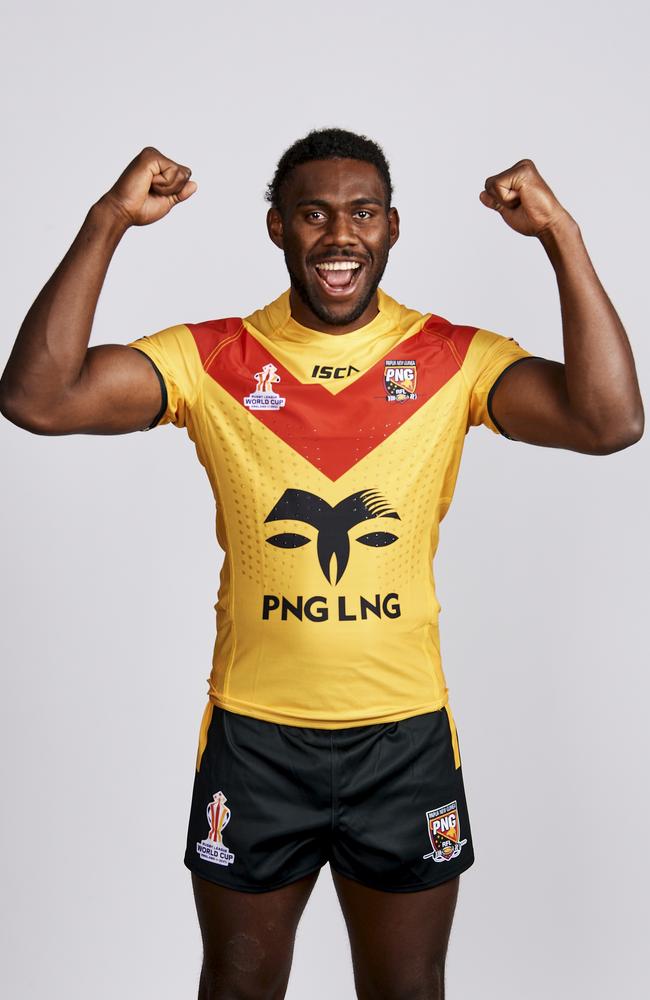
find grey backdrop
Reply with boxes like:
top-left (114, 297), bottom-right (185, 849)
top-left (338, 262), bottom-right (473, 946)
top-left (1, 1), bottom-right (648, 997)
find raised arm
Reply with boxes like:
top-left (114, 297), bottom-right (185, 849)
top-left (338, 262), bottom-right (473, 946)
top-left (0, 146), bottom-right (197, 435)
top-left (478, 158), bottom-right (644, 455)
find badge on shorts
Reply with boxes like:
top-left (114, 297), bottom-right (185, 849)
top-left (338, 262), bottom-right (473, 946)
top-left (422, 799), bottom-right (467, 862)
top-left (196, 790), bottom-right (236, 866)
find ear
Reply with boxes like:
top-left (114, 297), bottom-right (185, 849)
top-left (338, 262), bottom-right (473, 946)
top-left (388, 206), bottom-right (400, 248)
top-left (266, 206), bottom-right (284, 250)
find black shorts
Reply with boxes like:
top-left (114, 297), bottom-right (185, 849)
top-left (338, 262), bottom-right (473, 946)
top-left (184, 702), bottom-right (475, 893)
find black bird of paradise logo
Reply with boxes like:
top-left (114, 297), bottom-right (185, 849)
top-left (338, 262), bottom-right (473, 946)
top-left (264, 488), bottom-right (400, 584)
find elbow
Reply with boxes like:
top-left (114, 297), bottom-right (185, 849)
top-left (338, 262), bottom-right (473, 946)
top-left (591, 413), bottom-right (645, 455)
top-left (0, 387), bottom-right (22, 427)
top-left (0, 390), bottom-right (58, 435)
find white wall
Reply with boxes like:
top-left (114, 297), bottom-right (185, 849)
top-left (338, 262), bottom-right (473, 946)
top-left (1, 1), bottom-right (648, 996)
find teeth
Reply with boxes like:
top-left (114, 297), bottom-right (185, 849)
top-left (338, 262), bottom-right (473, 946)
top-left (315, 261), bottom-right (361, 271)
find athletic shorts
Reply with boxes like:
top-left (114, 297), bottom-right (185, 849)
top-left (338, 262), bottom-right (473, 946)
top-left (184, 701), bottom-right (475, 893)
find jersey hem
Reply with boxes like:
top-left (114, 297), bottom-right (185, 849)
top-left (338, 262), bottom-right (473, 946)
top-left (207, 693), bottom-right (450, 729)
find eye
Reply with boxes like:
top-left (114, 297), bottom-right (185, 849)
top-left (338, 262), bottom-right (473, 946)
top-left (356, 532), bottom-right (398, 547)
top-left (354, 210), bottom-right (372, 219)
top-left (266, 533), bottom-right (311, 549)
top-left (306, 211), bottom-right (325, 221)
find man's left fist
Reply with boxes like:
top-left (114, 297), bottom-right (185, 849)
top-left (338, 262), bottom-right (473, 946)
top-left (479, 158), bottom-right (573, 238)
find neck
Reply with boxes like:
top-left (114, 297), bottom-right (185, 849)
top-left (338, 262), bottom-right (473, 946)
top-left (288, 288), bottom-right (380, 335)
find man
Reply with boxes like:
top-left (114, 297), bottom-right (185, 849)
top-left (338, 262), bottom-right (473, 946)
top-left (0, 128), bottom-right (643, 999)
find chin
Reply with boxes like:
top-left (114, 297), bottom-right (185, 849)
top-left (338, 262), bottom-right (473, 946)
top-left (294, 273), bottom-right (381, 327)
top-left (316, 299), bottom-right (373, 326)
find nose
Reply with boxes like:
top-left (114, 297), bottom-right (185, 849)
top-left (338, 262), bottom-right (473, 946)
top-left (323, 210), bottom-right (357, 248)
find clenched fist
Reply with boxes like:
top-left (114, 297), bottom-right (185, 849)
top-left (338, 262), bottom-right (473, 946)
top-left (479, 158), bottom-right (574, 238)
top-left (99, 146), bottom-right (198, 228)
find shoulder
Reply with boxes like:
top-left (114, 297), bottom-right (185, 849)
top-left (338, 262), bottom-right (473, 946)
top-left (184, 316), bottom-right (246, 361)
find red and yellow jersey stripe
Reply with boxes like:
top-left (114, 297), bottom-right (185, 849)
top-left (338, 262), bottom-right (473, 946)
top-left (128, 289), bottom-right (533, 729)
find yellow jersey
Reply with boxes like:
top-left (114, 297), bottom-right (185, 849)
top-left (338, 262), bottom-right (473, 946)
top-left (127, 288), bottom-right (534, 731)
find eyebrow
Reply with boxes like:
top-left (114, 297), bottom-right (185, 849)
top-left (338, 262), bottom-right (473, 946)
top-left (295, 197), bottom-right (386, 208)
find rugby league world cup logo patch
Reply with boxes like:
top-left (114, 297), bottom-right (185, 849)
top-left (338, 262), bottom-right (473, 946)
top-left (423, 800), bottom-right (468, 863)
top-left (196, 790), bottom-right (236, 866)
top-left (244, 363), bottom-right (286, 412)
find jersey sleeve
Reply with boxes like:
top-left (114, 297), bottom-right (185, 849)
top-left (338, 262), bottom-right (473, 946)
top-left (126, 324), bottom-right (202, 430)
top-left (464, 328), bottom-right (538, 438)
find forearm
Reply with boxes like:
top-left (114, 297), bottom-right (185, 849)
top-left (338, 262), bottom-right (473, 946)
top-left (539, 215), bottom-right (644, 443)
top-left (0, 197), bottom-right (129, 418)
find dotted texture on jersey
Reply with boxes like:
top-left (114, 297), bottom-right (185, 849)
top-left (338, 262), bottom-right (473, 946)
top-left (127, 291), bottom-right (532, 728)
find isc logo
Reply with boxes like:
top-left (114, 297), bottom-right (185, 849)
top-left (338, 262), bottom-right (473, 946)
top-left (311, 364), bottom-right (360, 380)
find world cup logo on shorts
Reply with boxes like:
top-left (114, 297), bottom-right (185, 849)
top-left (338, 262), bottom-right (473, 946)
top-left (207, 790), bottom-right (231, 845)
top-left (196, 790), bottom-right (236, 866)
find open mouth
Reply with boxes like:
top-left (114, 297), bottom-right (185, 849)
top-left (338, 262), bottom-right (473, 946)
top-left (313, 260), bottom-right (364, 297)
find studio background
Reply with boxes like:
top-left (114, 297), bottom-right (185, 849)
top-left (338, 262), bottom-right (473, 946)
top-left (1, 2), bottom-right (647, 997)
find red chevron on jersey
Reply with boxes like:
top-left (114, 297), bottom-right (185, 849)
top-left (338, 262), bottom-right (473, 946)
top-left (126, 289), bottom-right (535, 729)
top-left (185, 317), bottom-right (477, 480)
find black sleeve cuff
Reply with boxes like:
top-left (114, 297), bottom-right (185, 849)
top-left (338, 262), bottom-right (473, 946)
top-left (487, 355), bottom-right (544, 439)
top-left (131, 348), bottom-right (168, 430)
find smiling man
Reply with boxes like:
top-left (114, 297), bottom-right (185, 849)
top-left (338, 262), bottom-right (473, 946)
top-left (0, 128), bottom-right (644, 999)
top-left (271, 153), bottom-right (397, 329)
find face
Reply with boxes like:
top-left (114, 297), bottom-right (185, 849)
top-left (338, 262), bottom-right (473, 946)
top-left (266, 158), bottom-right (400, 333)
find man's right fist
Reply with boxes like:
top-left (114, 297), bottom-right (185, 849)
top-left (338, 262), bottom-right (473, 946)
top-left (98, 146), bottom-right (198, 227)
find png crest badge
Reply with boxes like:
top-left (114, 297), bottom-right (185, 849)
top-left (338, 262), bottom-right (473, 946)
top-left (196, 790), bottom-right (236, 866)
top-left (384, 359), bottom-right (417, 402)
top-left (422, 799), bottom-right (467, 863)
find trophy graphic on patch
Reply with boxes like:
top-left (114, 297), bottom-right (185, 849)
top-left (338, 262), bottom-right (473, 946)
top-left (196, 790), bottom-right (236, 866)
top-left (244, 363), bottom-right (286, 411)
top-left (422, 800), bottom-right (467, 863)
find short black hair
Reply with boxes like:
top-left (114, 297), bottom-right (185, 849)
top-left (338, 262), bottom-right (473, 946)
top-left (265, 127), bottom-right (393, 213)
